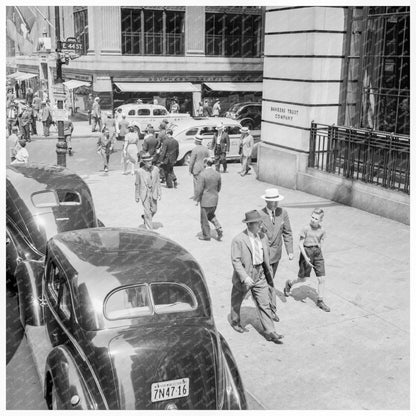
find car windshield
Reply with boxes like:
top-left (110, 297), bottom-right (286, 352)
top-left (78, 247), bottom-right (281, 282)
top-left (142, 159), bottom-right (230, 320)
top-left (228, 103), bottom-right (244, 113)
top-left (104, 282), bottom-right (197, 320)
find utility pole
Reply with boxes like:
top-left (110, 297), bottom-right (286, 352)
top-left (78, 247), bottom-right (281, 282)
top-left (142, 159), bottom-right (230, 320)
top-left (54, 6), bottom-right (67, 167)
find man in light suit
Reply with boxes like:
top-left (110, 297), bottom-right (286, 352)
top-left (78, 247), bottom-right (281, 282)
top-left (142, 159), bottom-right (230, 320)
top-left (91, 97), bottom-right (102, 133)
top-left (259, 188), bottom-right (293, 321)
top-left (189, 135), bottom-right (210, 199)
top-left (230, 210), bottom-right (284, 343)
top-left (194, 157), bottom-right (223, 241)
top-left (135, 152), bottom-right (161, 230)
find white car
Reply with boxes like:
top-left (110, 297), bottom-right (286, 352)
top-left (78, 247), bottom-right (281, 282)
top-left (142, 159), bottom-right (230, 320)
top-left (114, 104), bottom-right (190, 136)
top-left (170, 117), bottom-right (259, 165)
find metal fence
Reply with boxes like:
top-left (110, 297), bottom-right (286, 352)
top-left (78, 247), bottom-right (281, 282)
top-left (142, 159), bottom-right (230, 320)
top-left (308, 122), bottom-right (410, 194)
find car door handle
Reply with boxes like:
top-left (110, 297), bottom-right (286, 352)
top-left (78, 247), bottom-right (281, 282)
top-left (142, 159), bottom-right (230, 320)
top-left (56, 217), bottom-right (70, 221)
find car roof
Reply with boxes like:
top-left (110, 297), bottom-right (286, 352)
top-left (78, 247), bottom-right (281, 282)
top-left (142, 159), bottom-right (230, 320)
top-left (229, 101), bottom-right (261, 108)
top-left (50, 227), bottom-right (207, 293)
top-left (171, 117), bottom-right (241, 131)
top-left (7, 164), bottom-right (89, 198)
top-left (116, 103), bottom-right (167, 111)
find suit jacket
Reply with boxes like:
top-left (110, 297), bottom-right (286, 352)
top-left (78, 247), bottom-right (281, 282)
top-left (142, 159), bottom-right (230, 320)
top-left (92, 101), bottom-right (101, 118)
top-left (231, 230), bottom-right (274, 291)
top-left (259, 207), bottom-right (293, 264)
top-left (189, 144), bottom-right (210, 175)
top-left (135, 166), bottom-right (161, 201)
top-left (160, 136), bottom-right (179, 164)
top-left (142, 134), bottom-right (159, 156)
top-left (211, 131), bottom-right (230, 154)
top-left (194, 167), bottom-right (221, 207)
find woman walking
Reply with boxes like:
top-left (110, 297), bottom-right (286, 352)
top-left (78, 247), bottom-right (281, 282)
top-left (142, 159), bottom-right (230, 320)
top-left (122, 123), bottom-right (140, 175)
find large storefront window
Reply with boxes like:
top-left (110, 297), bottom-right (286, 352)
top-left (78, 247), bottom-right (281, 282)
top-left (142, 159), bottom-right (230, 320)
top-left (205, 8), bottom-right (262, 57)
top-left (341, 7), bottom-right (409, 135)
top-left (73, 7), bottom-right (88, 55)
top-left (121, 8), bottom-right (184, 56)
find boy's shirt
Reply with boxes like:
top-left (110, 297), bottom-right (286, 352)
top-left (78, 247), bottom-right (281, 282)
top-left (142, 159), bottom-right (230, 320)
top-left (13, 147), bottom-right (29, 164)
top-left (300, 224), bottom-right (326, 247)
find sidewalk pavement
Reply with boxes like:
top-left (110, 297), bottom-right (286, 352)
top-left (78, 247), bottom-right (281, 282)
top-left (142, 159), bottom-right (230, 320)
top-left (10, 119), bottom-right (410, 410)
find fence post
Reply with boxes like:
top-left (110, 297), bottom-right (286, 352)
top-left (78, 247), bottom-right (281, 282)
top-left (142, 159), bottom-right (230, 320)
top-left (309, 121), bottom-right (316, 168)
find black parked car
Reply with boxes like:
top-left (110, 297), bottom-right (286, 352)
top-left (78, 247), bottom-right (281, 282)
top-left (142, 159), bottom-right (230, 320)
top-left (43, 228), bottom-right (247, 410)
top-left (6, 163), bottom-right (102, 318)
top-left (225, 102), bottom-right (262, 130)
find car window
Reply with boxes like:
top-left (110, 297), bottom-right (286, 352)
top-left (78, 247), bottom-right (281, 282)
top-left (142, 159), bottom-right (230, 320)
top-left (153, 108), bottom-right (168, 116)
top-left (226, 125), bottom-right (241, 135)
top-left (59, 282), bottom-right (72, 321)
top-left (55, 190), bottom-right (81, 205)
top-left (185, 128), bottom-right (198, 136)
top-left (105, 284), bottom-right (152, 320)
top-left (128, 109), bottom-right (136, 116)
top-left (31, 190), bottom-right (59, 208)
top-left (151, 283), bottom-right (197, 313)
top-left (138, 109), bottom-right (151, 116)
top-left (200, 127), bottom-right (216, 136)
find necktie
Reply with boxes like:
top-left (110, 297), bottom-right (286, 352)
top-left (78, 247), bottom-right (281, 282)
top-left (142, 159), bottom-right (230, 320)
top-left (272, 211), bottom-right (275, 224)
top-left (253, 236), bottom-right (263, 265)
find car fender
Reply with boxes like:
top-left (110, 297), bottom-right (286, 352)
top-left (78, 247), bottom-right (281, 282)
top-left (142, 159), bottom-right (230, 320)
top-left (15, 259), bottom-right (45, 327)
top-left (44, 345), bottom-right (106, 410)
top-left (219, 333), bottom-right (248, 409)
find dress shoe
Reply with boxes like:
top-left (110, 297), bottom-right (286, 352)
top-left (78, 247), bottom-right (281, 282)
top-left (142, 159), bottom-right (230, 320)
top-left (283, 280), bottom-right (292, 297)
top-left (265, 332), bottom-right (284, 343)
top-left (216, 228), bottom-right (223, 241)
top-left (271, 313), bottom-right (280, 322)
top-left (198, 236), bottom-right (211, 241)
top-left (317, 299), bottom-right (330, 312)
top-left (231, 323), bottom-right (245, 333)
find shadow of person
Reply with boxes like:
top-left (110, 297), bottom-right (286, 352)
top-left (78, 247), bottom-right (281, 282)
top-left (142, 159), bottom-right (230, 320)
top-left (196, 230), bottom-right (220, 240)
top-left (290, 285), bottom-right (318, 303)
top-left (272, 287), bottom-right (287, 303)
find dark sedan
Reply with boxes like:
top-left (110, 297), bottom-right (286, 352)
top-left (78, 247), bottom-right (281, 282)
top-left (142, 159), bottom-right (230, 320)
top-left (43, 227), bottom-right (247, 410)
top-left (225, 102), bottom-right (262, 130)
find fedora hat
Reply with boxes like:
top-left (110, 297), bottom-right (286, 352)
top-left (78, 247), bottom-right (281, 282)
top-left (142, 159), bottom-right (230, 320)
top-left (261, 188), bottom-right (285, 201)
top-left (141, 152), bottom-right (153, 162)
top-left (240, 126), bottom-right (250, 133)
top-left (242, 210), bottom-right (262, 223)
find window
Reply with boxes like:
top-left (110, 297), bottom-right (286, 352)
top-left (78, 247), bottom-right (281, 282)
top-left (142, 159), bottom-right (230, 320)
top-left (205, 9), bottom-right (263, 57)
top-left (185, 128), bottom-right (199, 136)
top-left (341, 7), bottom-right (409, 135)
top-left (153, 108), bottom-right (168, 116)
top-left (31, 191), bottom-right (59, 208)
top-left (121, 8), bottom-right (184, 56)
top-left (128, 109), bottom-right (136, 116)
top-left (73, 7), bottom-right (88, 55)
top-left (106, 285), bottom-right (152, 320)
top-left (151, 283), bottom-right (197, 313)
top-left (137, 108), bottom-right (150, 116)
top-left (56, 190), bottom-right (81, 205)
top-left (200, 127), bottom-right (216, 136)
top-left (227, 125), bottom-right (242, 135)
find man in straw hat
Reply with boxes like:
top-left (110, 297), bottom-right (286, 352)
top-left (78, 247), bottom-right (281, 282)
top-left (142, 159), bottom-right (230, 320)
top-left (259, 188), bottom-right (294, 322)
top-left (239, 126), bottom-right (254, 176)
top-left (230, 210), bottom-right (284, 343)
top-left (91, 96), bottom-right (102, 132)
top-left (194, 156), bottom-right (223, 241)
top-left (189, 134), bottom-right (210, 199)
top-left (135, 152), bottom-right (161, 230)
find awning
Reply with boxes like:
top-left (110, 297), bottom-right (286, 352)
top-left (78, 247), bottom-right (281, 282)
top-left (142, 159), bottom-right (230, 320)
top-left (63, 80), bottom-right (91, 90)
top-left (9, 72), bottom-right (38, 81)
top-left (204, 82), bottom-right (263, 92)
top-left (114, 82), bottom-right (200, 93)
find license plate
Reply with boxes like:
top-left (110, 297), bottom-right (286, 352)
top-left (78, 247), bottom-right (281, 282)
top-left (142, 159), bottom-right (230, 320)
top-left (151, 378), bottom-right (189, 403)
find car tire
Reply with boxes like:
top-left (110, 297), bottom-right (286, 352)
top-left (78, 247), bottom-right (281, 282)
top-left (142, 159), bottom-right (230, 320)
top-left (241, 120), bottom-right (254, 130)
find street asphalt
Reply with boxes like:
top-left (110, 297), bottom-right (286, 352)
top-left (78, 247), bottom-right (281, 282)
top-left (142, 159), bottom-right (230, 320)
top-left (5, 119), bottom-right (411, 410)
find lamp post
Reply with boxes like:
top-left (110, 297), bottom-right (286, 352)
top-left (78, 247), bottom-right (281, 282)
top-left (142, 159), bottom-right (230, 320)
top-left (54, 6), bottom-right (67, 167)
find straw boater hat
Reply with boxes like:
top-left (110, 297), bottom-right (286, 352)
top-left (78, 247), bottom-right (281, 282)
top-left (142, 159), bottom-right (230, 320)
top-left (216, 122), bottom-right (223, 129)
top-left (240, 126), bottom-right (250, 134)
top-left (242, 210), bottom-right (262, 223)
top-left (141, 152), bottom-right (153, 162)
top-left (194, 135), bottom-right (203, 143)
top-left (261, 188), bottom-right (285, 202)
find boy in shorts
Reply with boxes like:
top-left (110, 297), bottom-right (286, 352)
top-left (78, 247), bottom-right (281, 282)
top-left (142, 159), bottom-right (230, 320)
top-left (283, 208), bottom-right (330, 312)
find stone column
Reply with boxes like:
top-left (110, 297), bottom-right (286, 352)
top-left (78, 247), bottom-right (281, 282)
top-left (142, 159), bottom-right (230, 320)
top-left (87, 6), bottom-right (97, 55)
top-left (258, 6), bottom-right (346, 188)
top-left (185, 6), bottom-right (205, 56)
top-left (100, 6), bottom-right (122, 54)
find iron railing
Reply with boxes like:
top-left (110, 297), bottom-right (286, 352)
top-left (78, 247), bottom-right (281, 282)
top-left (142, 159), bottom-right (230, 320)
top-left (308, 122), bottom-right (410, 194)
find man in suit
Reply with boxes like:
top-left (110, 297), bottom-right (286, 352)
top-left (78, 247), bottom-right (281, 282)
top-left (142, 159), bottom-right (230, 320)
top-left (194, 157), bottom-right (223, 241)
top-left (189, 136), bottom-right (210, 199)
top-left (230, 210), bottom-right (284, 343)
top-left (135, 152), bottom-right (161, 230)
top-left (259, 188), bottom-right (294, 321)
top-left (142, 125), bottom-right (159, 158)
top-left (91, 97), bottom-right (102, 132)
top-left (159, 128), bottom-right (179, 188)
top-left (211, 122), bottom-right (230, 173)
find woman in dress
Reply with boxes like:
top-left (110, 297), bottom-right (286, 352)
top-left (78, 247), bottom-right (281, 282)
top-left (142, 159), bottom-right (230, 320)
top-left (122, 123), bottom-right (140, 175)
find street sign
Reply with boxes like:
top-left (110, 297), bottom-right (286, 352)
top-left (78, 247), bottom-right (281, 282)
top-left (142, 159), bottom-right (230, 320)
top-left (61, 41), bottom-right (83, 52)
top-left (53, 108), bottom-right (68, 121)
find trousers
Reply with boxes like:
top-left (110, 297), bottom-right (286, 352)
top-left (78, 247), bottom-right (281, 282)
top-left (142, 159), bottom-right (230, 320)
top-left (200, 206), bottom-right (221, 239)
